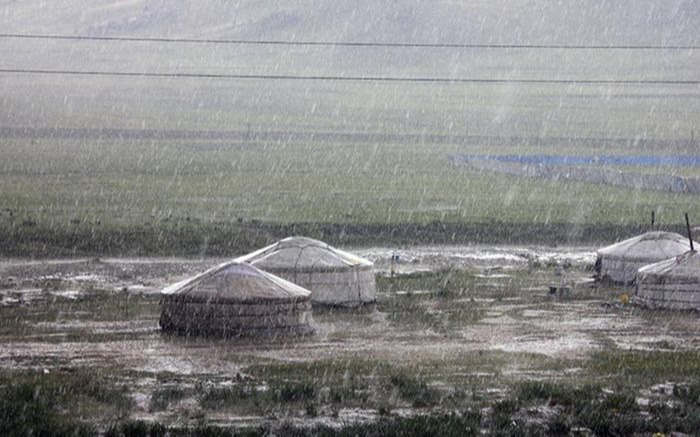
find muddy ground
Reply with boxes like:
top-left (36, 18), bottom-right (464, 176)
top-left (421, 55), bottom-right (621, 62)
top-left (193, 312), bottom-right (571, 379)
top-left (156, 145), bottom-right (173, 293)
top-left (0, 246), bottom-right (698, 432)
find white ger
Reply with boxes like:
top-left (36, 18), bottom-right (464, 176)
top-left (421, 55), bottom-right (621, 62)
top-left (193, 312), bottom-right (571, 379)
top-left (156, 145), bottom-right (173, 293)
top-left (236, 236), bottom-right (377, 307)
top-left (635, 250), bottom-right (700, 311)
top-left (160, 261), bottom-right (313, 337)
top-left (596, 231), bottom-right (695, 284)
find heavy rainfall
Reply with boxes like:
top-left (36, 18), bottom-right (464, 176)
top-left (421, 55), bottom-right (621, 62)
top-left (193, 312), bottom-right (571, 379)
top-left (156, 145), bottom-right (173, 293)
top-left (0, 1), bottom-right (699, 435)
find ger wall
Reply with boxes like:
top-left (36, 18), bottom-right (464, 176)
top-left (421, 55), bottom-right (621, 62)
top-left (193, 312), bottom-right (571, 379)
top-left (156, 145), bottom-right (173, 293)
top-left (635, 283), bottom-right (700, 310)
top-left (160, 298), bottom-right (313, 336)
top-left (599, 257), bottom-right (651, 284)
top-left (271, 268), bottom-right (377, 306)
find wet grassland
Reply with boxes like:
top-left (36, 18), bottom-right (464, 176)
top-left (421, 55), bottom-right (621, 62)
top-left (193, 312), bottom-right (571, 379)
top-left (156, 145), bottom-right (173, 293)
top-left (2, 44), bottom-right (699, 255)
top-left (3, 134), bottom-right (700, 257)
top-left (1, 257), bottom-right (698, 435)
top-left (2, 24), bottom-right (700, 435)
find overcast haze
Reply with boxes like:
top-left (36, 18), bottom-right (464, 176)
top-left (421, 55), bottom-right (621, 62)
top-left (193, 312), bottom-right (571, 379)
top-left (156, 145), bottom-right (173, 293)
top-left (2, 0), bottom-right (698, 45)
top-left (1, 1), bottom-right (698, 138)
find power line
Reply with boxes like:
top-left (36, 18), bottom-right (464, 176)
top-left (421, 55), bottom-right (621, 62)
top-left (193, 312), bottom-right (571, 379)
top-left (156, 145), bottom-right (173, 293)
top-left (0, 33), bottom-right (697, 50)
top-left (1, 68), bottom-right (698, 85)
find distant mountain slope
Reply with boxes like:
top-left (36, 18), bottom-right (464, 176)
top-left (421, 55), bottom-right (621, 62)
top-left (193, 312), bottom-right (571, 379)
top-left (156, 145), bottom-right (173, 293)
top-left (0, 0), bottom-right (697, 138)
top-left (1, 0), bottom-right (698, 46)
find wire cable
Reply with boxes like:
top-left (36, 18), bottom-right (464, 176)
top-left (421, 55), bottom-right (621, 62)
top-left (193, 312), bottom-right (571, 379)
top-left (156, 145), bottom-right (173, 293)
top-left (0, 68), bottom-right (698, 85)
top-left (0, 33), bottom-right (697, 50)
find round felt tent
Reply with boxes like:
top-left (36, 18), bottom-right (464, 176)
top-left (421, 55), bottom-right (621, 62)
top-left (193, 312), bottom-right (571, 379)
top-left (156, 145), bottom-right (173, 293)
top-left (159, 261), bottom-right (313, 337)
top-left (595, 231), bottom-right (694, 284)
top-left (236, 236), bottom-right (376, 306)
top-left (635, 250), bottom-right (700, 310)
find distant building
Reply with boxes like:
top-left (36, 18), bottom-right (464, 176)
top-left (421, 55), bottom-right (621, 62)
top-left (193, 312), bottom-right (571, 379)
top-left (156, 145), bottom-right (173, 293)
top-left (160, 261), bottom-right (313, 337)
top-left (596, 232), bottom-right (695, 284)
top-left (237, 236), bottom-right (376, 307)
top-left (635, 250), bottom-right (700, 310)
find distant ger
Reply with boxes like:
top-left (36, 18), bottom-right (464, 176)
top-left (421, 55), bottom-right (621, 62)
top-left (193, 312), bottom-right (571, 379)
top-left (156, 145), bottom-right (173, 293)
top-left (160, 261), bottom-right (313, 337)
top-left (635, 249), bottom-right (700, 310)
top-left (595, 231), bottom-right (696, 284)
top-left (236, 236), bottom-right (377, 307)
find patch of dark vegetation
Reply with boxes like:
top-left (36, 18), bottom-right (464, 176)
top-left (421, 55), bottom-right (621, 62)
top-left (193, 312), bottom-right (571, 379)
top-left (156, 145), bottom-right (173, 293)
top-left (199, 385), bottom-right (258, 410)
top-left (503, 380), bottom-right (700, 436)
top-left (204, 360), bottom-right (449, 413)
top-left (646, 401), bottom-right (700, 434)
top-left (379, 294), bottom-right (444, 331)
top-left (388, 373), bottom-right (442, 408)
top-left (279, 412), bottom-right (482, 437)
top-left (490, 398), bottom-right (521, 430)
top-left (588, 350), bottom-right (700, 381)
top-left (105, 421), bottom-right (168, 437)
top-left (673, 381), bottom-right (700, 406)
top-left (0, 287), bottom-right (159, 339)
top-left (246, 359), bottom-right (390, 385)
top-left (377, 268), bottom-right (476, 296)
top-left (0, 382), bottom-right (95, 436)
top-left (516, 380), bottom-right (600, 406)
top-left (4, 368), bottom-right (699, 436)
top-left (199, 382), bottom-right (318, 411)
top-left (149, 386), bottom-right (188, 412)
top-left (105, 420), bottom-right (263, 437)
top-left (0, 369), bottom-right (133, 436)
top-left (280, 382), bottom-right (317, 403)
top-left (0, 220), bottom-right (683, 257)
top-left (106, 413), bottom-right (481, 437)
top-left (377, 270), bottom-right (486, 331)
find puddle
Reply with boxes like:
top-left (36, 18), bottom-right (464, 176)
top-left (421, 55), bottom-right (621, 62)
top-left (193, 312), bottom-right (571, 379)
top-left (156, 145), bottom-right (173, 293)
top-left (359, 245), bottom-right (596, 274)
top-left (494, 334), bottom-right (599, 359)
top-left (50, 290), bottom-right (82, 299)
top-left (394, 289), bottom-right (435, 295)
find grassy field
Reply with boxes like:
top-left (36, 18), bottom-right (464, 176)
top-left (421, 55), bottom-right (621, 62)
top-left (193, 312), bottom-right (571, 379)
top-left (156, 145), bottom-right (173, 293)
top-left (1, 34), bottom-right (699, 256)
top-left (2, 130), bottom-right (700, 256)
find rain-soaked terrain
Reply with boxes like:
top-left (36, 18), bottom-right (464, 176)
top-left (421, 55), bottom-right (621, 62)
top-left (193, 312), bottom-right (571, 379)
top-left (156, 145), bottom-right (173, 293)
top-left (1, 246), bottom-right (698, 434)
top-left (2, 2), bottom-right (700, 433)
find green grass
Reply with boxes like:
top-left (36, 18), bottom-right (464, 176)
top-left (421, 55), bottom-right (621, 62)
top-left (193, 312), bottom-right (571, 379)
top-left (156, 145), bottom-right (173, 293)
top-left (0, 369), bottom-right (133, 435)
top-left (103, 414), bottom-right (482, 437)
top-left (5, 368), bottom-right (698, 436)
top-left (220, 359), bottom-right (462, 413)
top-left (3, 136), bottom-right (699, 225)
top-left (587, 350), bottom-right (700, 382)
top-left (149, 386), bottom-right (188, 412)
top-left (2, 130), bottom-right (700, 256)
top-left (504, 380), bottom-right (700, 435)
top-left (0, 287), bottom-right (159, 341)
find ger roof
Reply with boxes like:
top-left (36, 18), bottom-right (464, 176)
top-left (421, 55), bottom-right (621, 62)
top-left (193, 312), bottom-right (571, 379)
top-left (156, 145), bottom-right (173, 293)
top-left (637, 250), bottom-right (700, 284)
top-left (161, 261), bottom-right (311, 303)
top-left (235, 236), bottom-right (373, 271)
top-left (597, 231), bottom-right (694, 261)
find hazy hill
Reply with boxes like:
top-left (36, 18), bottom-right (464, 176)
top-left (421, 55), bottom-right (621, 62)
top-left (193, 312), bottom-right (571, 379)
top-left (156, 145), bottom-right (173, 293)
top-left (0, 1), bottom-right (698, 139)
top-left (1, 0), bottom-right (698, 45)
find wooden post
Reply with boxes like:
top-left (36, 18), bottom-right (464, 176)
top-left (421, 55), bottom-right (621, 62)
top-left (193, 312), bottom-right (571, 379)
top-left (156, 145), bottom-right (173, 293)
top-left (685, 213), bottom-right (694, 251)
top-left (651, 211), bottom-right (655, 229)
